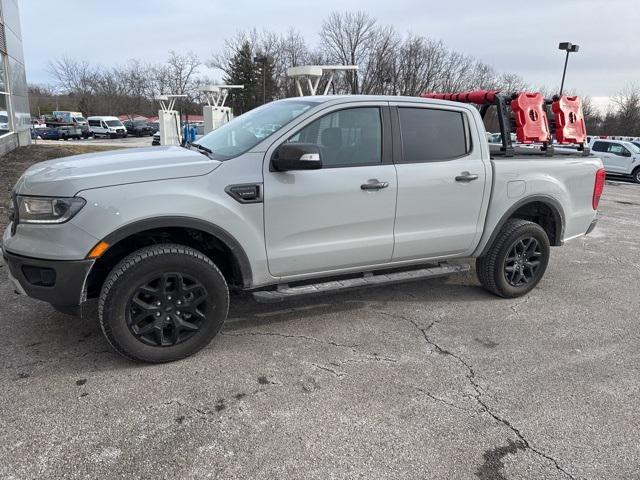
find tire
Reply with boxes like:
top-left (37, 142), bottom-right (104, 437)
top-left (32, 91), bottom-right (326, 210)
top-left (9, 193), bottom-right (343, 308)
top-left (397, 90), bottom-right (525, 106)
top-left (476, 219), bottom-right (550, 298)
top-left (98, 244), bottom-right (229, 363)
top-left (632, 167), bottom-right (640, 184)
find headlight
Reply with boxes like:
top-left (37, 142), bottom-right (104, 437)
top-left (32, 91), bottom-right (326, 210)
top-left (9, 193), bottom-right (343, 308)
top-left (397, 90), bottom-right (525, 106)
top-left (17, 196), bottom-right (86, 224)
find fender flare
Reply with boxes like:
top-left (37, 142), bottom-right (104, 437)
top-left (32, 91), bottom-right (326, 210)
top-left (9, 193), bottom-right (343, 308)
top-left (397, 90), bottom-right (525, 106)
top-left (479, 195), bottom-right (566, 256)
top-left (101, 216), bottom-right (253, 288)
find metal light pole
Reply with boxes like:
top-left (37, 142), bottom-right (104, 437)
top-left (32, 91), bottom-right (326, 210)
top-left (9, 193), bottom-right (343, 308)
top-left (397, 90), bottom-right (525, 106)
top-left (558, 42), bottom-right (580, 96)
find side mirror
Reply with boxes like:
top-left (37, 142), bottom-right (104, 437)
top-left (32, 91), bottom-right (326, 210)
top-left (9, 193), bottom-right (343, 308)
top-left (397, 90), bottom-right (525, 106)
top-left (271, 143), bottom-right (322, 171)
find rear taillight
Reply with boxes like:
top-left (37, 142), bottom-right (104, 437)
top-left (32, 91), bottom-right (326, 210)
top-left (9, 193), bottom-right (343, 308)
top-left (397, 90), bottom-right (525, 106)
top-left (593, 168), bottom-right (606, 210)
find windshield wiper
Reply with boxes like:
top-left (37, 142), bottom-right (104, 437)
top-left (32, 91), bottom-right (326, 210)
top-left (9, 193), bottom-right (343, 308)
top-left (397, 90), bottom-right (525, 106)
top-left (189, 142), bottom-right (213, 157)
top-left (191, 142), bottom-right (212, 153)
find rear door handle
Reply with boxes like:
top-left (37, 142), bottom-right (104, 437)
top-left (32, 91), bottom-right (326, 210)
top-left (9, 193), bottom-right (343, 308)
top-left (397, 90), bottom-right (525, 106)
top-left (361, 179), bottom-right (389, 191)
top-left (455, 172), bottom-right (479, 182)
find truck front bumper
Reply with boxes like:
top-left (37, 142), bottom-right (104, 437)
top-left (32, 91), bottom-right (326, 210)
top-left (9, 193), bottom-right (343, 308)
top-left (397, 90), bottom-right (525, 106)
top-left (2, 248), bottom-right (94, 307)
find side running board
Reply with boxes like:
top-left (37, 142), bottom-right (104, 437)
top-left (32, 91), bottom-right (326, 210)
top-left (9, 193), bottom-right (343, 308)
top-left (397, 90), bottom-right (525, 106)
top-left (252, 263), bottom-right (470, 303)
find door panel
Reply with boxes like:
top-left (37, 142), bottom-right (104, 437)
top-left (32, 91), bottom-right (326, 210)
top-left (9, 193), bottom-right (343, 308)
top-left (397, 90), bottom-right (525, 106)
top-left (264, 165), bottom-right (397, 276)
top-left (606, 143), bottom-right (630, 173)
top-left (393, 159), bottom-right (486, 260)
top-left (391, 105), bottom-right (487, 261)
top-left (263, 104), bottom-right (397, 277)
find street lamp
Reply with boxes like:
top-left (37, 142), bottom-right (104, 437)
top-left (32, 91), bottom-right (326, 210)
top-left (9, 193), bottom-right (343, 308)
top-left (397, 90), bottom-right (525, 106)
top-left (253, 55), bottom-right (268, 105)
top-left (558, 42), bottom-right (579, 96)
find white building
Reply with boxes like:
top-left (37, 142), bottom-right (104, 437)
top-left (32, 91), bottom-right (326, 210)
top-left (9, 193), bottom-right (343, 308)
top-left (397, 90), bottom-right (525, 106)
top-left (0, 0), bottom-right (29, 155)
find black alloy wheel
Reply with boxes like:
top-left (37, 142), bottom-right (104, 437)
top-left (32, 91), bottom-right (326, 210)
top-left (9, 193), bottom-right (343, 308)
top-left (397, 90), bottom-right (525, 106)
top-left (503, 236), bottom-right (542, 287)
top-left (99, 244), bottom-right (229, 363)
top-left (127, 272), bottom-right (209, 347)
top-left (475, 219), bottom-right (550, 298)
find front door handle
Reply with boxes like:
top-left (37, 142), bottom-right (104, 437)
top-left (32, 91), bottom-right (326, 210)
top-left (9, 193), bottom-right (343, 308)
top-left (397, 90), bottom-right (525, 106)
top-left (455, 172), bottom-right (479, 182)
top-left (361, 179), bottom-right (389, 191)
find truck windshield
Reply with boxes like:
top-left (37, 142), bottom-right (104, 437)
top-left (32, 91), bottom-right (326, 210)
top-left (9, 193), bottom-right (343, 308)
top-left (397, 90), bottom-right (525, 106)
top-left (75, 117), bottom-right (86, 122)
top-left (195, 100), bottom-right (316, 160)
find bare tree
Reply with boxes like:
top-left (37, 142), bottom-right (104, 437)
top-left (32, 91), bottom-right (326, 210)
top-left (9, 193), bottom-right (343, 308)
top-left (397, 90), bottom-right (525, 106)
top-left (320, 11), bottom-right (379, 93)
top-left (496, 72), bottom-right (528, 95)
top-left (612, 83), bottom-right (640, 135)
top-left (165, 51), bottom-right (201, 97)
top-left (47, 56), bottom-right (96, 94)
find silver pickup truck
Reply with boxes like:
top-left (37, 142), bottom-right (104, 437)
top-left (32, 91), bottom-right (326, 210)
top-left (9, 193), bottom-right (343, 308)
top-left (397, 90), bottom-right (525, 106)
top-left (2, 95), bottom-right (604, 363)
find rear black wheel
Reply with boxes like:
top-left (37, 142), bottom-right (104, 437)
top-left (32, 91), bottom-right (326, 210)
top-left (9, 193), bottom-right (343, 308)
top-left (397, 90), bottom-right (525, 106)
top-left (476, 219), bottom-right (550, 298)
top-left (99, 244), bottom-right (229, 363)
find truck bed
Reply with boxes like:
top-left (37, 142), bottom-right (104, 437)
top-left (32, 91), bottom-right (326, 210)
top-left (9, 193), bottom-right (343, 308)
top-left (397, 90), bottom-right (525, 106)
top-left (489, 143), bottom-right (591, 158)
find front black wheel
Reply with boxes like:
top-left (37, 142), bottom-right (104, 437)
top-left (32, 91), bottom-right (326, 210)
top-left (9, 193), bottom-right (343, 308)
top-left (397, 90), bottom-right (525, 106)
top-left (632, 167), bottom-right (640, 184)
top-left (476, 219), bottom-right (550, 298)
top-left (98, 244), bottom-right (229, 363)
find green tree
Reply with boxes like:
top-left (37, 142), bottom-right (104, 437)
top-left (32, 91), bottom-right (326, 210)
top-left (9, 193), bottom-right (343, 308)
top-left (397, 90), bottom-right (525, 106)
top-left (224, 41), bottom-right (278, 114)
top-left (224, 42), bottom-right (259, 114)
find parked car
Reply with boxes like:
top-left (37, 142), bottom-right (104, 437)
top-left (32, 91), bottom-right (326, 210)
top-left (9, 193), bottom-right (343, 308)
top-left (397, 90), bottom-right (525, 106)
top-left (589, 138), bottom-right (640, 183)
top-left (2, 95), bottom-right (603, 363)
top-left (151, 131), bottom-right (160, 146)
top-left (35, 127), bottom-right (61, 140)
top-left (87, 116), bottom-right (128, 138)
top-left (124, 120), bottom-right (154, 137)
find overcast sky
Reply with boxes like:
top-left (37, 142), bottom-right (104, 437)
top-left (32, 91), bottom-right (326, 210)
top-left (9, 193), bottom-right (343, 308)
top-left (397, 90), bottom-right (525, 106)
top-left (21, 0), bottom-right (639, 111)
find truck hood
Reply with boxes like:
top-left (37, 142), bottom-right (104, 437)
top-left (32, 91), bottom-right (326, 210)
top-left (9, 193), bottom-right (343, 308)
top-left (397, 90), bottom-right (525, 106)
top-left (14, 146), bottom-right (221, 196)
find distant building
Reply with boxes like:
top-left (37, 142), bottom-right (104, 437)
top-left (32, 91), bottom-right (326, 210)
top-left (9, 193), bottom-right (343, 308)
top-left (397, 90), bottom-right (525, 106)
top-left (0, 0), bottom-right (29, 156)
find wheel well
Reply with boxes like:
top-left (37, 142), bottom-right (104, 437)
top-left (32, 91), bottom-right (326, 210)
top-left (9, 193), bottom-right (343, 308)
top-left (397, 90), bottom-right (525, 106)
top-left (86, 227), bottom-right (246, 299)
top-left (509, 201), bottom-right (561, 246)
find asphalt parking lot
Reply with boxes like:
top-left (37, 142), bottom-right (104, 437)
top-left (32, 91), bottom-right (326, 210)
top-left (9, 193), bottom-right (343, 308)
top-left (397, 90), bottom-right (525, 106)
top-left (1, 179), bottom-right (639, 479)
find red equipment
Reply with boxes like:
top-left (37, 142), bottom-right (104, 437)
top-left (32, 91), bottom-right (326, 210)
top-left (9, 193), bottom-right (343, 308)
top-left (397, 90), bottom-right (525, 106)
top-left (510, 92), bottom-right (551, 144)
top-left (552, 95), bottom-right (587, 144)
top-left (422, 90), bottom-right (498, 104)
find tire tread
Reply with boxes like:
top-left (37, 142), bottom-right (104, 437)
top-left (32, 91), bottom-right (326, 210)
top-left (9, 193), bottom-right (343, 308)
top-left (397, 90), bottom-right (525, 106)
top-left (476, 219), bottom-right (546, 298)
top-left (98, 244), bottom-right (229, 362)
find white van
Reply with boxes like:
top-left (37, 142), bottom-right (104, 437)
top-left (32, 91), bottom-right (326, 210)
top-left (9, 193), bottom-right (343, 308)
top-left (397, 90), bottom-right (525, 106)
top-left (87, 116), bottom-right (127, 138)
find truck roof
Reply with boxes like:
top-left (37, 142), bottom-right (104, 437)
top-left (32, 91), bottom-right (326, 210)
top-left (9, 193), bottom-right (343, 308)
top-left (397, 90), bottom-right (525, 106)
top-left (280, 95), bottom-right (465, 106)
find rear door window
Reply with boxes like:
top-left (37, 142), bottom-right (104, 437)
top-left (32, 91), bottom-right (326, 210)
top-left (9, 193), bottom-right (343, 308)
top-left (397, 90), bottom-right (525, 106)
top-left (398, 108), bottom-right (470, 162)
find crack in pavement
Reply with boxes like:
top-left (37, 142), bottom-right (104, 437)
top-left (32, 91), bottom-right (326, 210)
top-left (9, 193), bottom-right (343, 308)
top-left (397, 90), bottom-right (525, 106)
top-left (379, 310), bottom-right (579, 480)
top-left (222, 330), bottom-right (401, 370)
top-left (221, 330), bottom-right (359, 352)
top-left (509, 296), bottom-right (529, 314)
top-left (416, 387), bottom-right (472, 413)
top-left (311, 363), bottom-right (346, 377)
